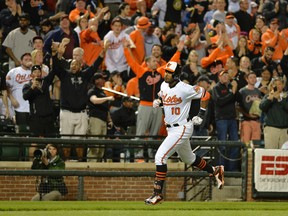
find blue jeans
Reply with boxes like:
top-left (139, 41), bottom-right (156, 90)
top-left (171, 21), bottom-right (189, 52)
top-left (216, 119), bottom-right (240, 171)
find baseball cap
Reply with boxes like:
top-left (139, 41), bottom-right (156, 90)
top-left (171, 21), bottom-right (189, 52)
top-left (137, 16), bottom-right (151, 29)
top-left (31, 65), bottom-right (42, 72)
top-left (164, 62), bottom-right (179, 73)
top-left (250, 2), bottom-right (258, 8)
top-left (122, 96), bottom-right (133, 103)
top-left (197, 75), bottom-right (211, 84)
top-left (111, 17), bottom-right (122, 25)
top-left (219, 70), bottom-right (228, 76)
top-left (207, 43), bottom-right (218, 50)
top-left (19, 13), bottom-right (30, 20)
top-left (93, 72), bottom-right (105, 80)
top-left (225, 12), bottom-right (235, 19)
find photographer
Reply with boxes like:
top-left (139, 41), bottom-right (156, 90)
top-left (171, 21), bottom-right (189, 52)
top-left (23, 65), bottom-right (56, 159)
top-left (31, 144), bottom-right (68, 201)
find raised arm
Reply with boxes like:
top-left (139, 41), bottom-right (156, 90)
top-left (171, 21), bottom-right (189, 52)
top-left (123, 39), bottom-right (145, 78)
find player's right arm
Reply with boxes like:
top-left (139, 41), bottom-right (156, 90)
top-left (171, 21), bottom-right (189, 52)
top-left (153, 90), bottom-right (164, 108)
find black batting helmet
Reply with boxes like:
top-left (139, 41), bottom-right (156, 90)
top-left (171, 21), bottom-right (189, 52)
top-left (164, 61), bottom-right (182, 80)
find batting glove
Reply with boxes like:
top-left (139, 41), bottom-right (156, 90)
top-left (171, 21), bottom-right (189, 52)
top-left (191, 108), bottom-right (206, 125)
top-left (153, 99), bottom-right (162, 108)
top-left (191, 116), bottom-right (203, 125)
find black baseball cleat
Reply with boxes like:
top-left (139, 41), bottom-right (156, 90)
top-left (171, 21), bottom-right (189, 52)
top-left (144, 193), bottom-right (163, 205)
top-left (213, 165), bottom-right (224, 189)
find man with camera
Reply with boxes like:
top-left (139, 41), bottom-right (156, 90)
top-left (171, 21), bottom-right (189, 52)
top-left (31, 144), bottom-right (68, 201)
top-left (260, 77), bottom-right (288, 149)
top-left (23, 65), bottom-right (56, 159)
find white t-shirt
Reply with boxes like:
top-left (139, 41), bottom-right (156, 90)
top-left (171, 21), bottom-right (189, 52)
top-left (228, 0), bottom-right (240, 13)
top-left (225, 24), bottom-right (239, 49)
top-left (6, 66), bottom-right (31, 112)
top-left (3, 28), bottom-right (36, 70)
top-left (151, 0), bottom-right (167, 28)
top-left (104, 30), bottom-right (131, 72)
top-left (159, 81), bottom-right (204, 124)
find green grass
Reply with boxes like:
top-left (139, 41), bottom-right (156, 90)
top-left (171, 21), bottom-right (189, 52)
top-left (0, 201), bottom-right (287, 216)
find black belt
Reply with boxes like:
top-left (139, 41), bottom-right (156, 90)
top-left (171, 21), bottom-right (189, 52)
top-left (166, 123), bottom-right (179, 128)
top-left (166, 118), bottom-right (191, 128)
top-left (62, 109), bottom-right (86, 113)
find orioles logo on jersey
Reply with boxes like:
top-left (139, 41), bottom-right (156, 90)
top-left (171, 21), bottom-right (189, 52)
top-left (162, 94), bottom-right (182, 105)
top-left (14, 74), bottom-right (31, 84)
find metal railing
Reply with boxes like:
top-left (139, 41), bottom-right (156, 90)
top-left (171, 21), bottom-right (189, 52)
top-left (0, 136), bottom-right (248, 201)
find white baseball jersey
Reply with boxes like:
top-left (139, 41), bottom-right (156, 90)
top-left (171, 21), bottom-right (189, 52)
top-left (225, 24), bottom-right (238, 50)
top-left (6, 66), bottom-right (31, 112)
top-left (2, 28), bottom-right (36, 70)
top-left (159, 81), bottom-right (205, 125)
top-left (154, 81), bottom-right (205, 165)
top-left (104, 30), bottom-right (130, 72)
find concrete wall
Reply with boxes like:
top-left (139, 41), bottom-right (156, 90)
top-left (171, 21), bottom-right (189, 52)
top-left (0, 150), bottom-right (254, 201)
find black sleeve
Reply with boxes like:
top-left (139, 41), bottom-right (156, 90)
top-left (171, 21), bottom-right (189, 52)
top-left (280, 54), bottom-right (288, 78)
top-left (22, 82), bottom-right (41, 101)
top-left (212, 86), bottom-right (236, 107)
top-left (52, 56), bottom-right (68, 79)
top-left (82, 55), bottom-right (104, 80)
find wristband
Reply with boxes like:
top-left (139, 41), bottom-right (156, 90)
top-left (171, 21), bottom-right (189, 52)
top-left (198, 108), bottom-right (206, 118)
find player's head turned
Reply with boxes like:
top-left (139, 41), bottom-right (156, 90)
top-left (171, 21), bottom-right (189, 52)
top-left (164, 62), bottom-right (182, 81)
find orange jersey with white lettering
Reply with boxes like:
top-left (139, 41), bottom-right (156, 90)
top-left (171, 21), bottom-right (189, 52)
top-left (159, 81), bottom-right (205, 125)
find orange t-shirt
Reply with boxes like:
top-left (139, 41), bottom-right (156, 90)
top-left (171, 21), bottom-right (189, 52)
top-left (201, 46), bottom-right (233, 69)
top-left (80, 29), bottom-right (103, 66)
top-left (261, 29), bottom-right (287, 61)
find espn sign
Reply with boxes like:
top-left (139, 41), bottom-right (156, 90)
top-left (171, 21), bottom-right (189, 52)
top-left (254, 149), bottom-right (288, 192)
top-left (260, 156), bottom-right (288, 175)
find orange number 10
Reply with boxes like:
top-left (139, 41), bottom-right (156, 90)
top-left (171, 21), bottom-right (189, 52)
top-left (171, 107), bottom-right (180, 115)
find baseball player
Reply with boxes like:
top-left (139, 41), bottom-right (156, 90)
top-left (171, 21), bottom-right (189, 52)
top-left (145, 62), bottom-right (224, 205)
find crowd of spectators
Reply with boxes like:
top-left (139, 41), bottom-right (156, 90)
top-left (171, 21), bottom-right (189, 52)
top-left (0, 0), bottom-right (288, 164)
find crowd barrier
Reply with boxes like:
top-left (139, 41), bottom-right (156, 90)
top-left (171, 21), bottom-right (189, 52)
top-left (0, 136), bottom-right (247, 201)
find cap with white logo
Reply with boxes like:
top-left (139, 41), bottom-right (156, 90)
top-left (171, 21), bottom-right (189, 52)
top-left (165, 62), bottom-right (178, 73)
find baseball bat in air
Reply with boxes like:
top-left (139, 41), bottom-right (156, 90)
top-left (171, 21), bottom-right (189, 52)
top-left (102, 87), bottom-right (140, 101)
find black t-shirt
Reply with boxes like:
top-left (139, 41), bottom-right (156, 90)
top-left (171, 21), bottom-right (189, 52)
top-left (111, 106), bottom-right (136, 131)
top-left (181, 64), bottom-right (202, 85)
top-left (22, 0), bottom-right (48, 27)
top-left (164, 0), bottom-right (185, 24)
top-left (87, 86), bottom-right (109, 121)
top-left (233, 70), bottom-right (247, 91)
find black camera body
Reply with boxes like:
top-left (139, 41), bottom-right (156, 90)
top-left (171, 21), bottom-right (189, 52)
top-left (33, 148), bottom-right (50, 160)
top-left (31, 148), bottom-right (51, 169)
top-left (36, 78), bottom-right (43, 82)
